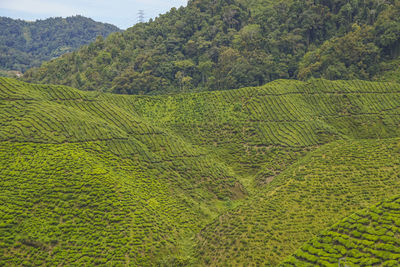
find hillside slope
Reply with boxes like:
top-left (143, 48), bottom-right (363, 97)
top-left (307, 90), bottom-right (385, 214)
top-left (0, 16), bottom-right (120, 73)
top-left (0, 77), bottom-right (243, 265)
top-left (22, 0), bottom-right (400, 93)
top-left (196, 138), bottom-right (400, 265)
top-left (120, 78), bottom-right (400, 184)
top-left (282, 195), bottom-right (400, 266)
top-left (0, 141), bottom-right (203, 265)
top-left (1, 77), bottom-right (400, 265)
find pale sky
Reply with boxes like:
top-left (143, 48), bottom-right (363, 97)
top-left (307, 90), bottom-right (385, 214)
top-left (0, 0), bottom-right (188, 29)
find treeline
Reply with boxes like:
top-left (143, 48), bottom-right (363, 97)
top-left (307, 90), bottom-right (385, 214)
top-left (23, 0), bottom-right (400, 94)
top-left (0, 16), bottom-right (120, 72)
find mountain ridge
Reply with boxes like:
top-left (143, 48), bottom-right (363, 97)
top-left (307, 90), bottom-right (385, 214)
top-left (22, 0), bottom-right (400, 94)
top-left (0, 15), bottom-right (120, 73)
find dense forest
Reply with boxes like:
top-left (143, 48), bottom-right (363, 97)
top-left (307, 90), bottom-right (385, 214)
top-left (23, 0), bottom-right (400, 94)
top-left (0, 16), bottom-right (120, 72)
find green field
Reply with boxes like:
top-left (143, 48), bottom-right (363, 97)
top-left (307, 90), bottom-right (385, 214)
top-left (282, 195), bottom-right (400, 266)
top-left (1, 77), bottom-right (400, 265)
top-left (0, 77), bottom-right (244, 265)
top-left (197, 138), bottom-right (400, 265)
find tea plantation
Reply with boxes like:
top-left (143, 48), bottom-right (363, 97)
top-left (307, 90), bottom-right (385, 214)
top-left (0, 142), bottom-right (202, 265)
top-left (0, 77), bottom-right (244, 265)
top-left (282, 195), bottom-right (400, 266)
top-left (1, 77), bottom-right (400, 265)
top-left (196, 138), bottom-right (400, 265)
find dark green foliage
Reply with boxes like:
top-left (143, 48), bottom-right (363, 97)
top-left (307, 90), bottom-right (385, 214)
top-left (0, 16), bottom-right (120, 72)
top-left (298, 24), bottom-right (381, 80)
top-left (23, 0), bottom-right (400, 94)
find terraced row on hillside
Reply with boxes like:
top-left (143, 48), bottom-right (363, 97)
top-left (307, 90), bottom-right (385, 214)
top-left (0, 77), bottom-right (243, 199)
top-left (1, 77), bottom-right (400, 265)
top-left (0, 77), bottom-right (244, 265)
top-left (196, 138), bottom-right (400, 266)
top-left (108, 78), bottom-right (400, 185)
top-left (0, 142), bottom-right (202, 265)
top-left (3, 77), bottom-right (400, 177)
top-left (282, 195), bottom-right (400, 266)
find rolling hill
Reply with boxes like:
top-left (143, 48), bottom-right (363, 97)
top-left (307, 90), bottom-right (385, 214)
top-left (1, 77), bottom-right (400, 265)
top-left (196, 138), bottom-right (400, 265)
top-left (0, 77), bottom-right (243, 265)
top-left (0, 16), bottom-right (120, 73)
top-left (22, 0), bottom-right (400, 94)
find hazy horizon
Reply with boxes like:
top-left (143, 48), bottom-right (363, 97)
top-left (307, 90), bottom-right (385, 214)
top-left (0, 0), bottom-right (188, 29)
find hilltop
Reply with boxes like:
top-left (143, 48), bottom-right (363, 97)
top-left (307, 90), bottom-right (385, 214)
top-left (22, 0), bottom-right (400, 94)
top-left (1, 77), bottom-right (400, 265)
top-left (0, 16), bottom-right (120, 73)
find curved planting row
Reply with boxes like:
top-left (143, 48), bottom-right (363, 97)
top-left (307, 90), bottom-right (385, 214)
top-left (282, 195), bottom-right (400, 266)
top-left (196, 138), bottom-right (400, 266)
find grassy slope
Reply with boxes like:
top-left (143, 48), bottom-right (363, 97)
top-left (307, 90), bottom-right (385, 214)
top-left (0, 141), bottom-right (200, 265)
top-left (282, 195), bottom-right (400, 266)
top-left (129, 78), bottom-right (400, 187)
top-left (0, 77), bottom-right (244, 265)
top-left (197, 138), bottom-right (400, 266)
top-left (1, 77), bottom-right (400, 265)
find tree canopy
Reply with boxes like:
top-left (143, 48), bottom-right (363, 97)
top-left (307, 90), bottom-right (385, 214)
top-left (23, 0), bottom-right (400, 94)
top-left (0, 15), bottom-right (120, 72)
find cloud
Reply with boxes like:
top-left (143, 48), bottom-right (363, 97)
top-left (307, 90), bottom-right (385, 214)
top-left (1, 0), bottom-right (80, 16)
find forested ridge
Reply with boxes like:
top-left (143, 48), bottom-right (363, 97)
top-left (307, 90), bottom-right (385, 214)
top-left (23, 0), bottom-right (400, 94)
top-left (0, 16), bottom-right (120, 73)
